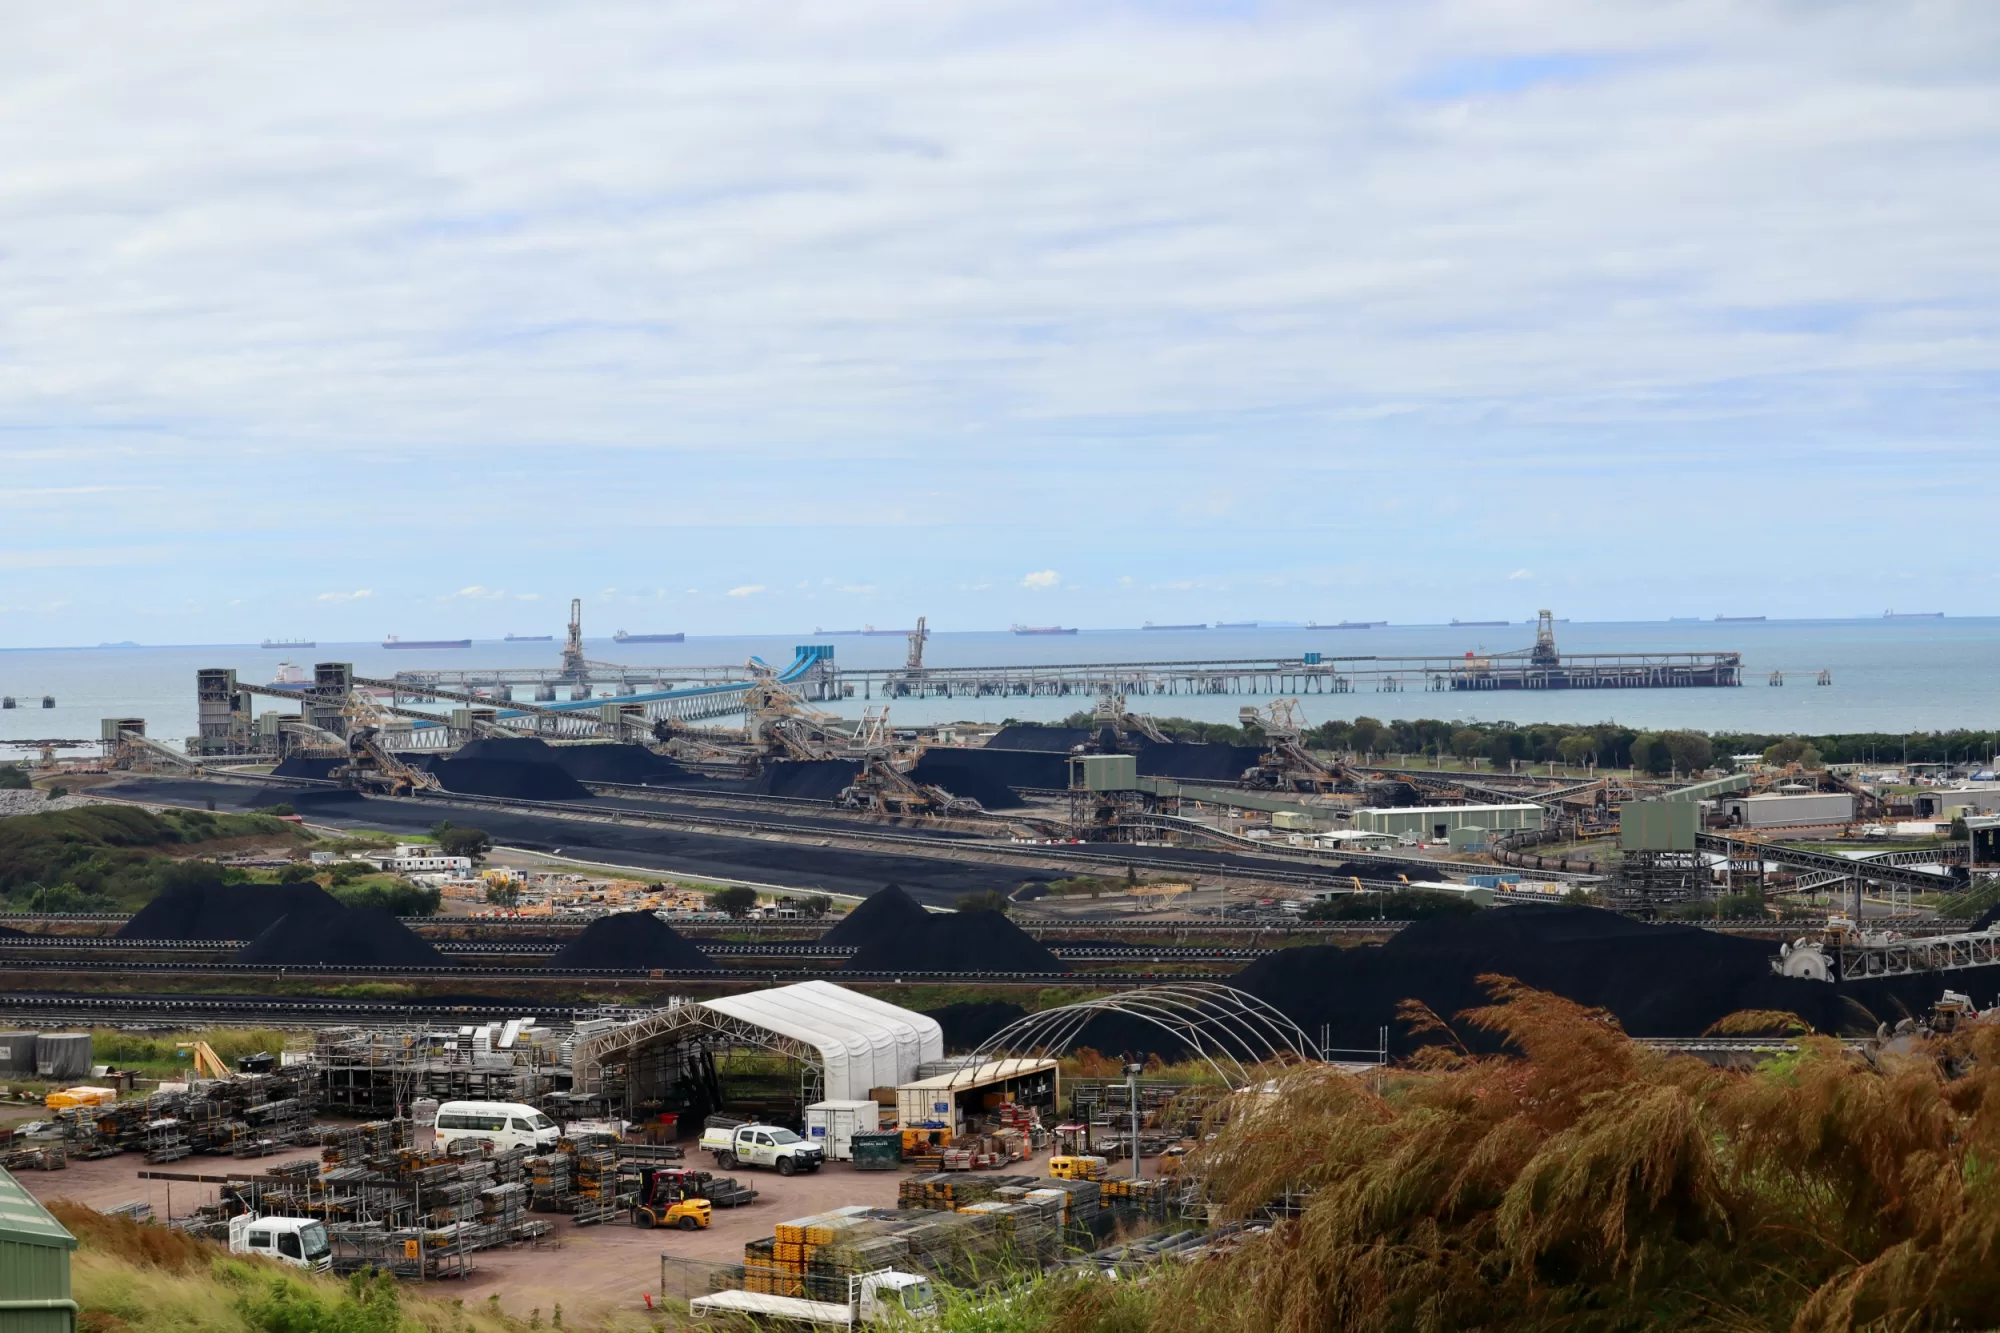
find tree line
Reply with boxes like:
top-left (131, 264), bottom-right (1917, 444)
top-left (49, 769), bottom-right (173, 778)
top-left (1050, 712), bottom-right (2000, 775)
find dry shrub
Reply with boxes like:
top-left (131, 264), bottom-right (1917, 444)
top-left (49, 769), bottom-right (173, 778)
top-left (46, 1200), bottom-right (216, 1273)
top-left (1706, 1009), bottom-right (1815, 1037)
top-left (1039, 976), bottom-right (2000, 1333)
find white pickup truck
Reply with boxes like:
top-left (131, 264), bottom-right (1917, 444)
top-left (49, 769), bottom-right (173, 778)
top-left (698, 1118), bottom-right (825, 1175)
top-left (688, 1270), bottom-right (934, 1328)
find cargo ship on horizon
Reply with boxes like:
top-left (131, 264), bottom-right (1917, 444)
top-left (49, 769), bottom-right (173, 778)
top-left (1714, 615), bottom-right (1767, 623)
top-left (1012, 624), bottom-right (1078, 635)
top-left (1307, 620), bottom-right (1387, 629)
top-left (382, 635), bottom-right (471, 649)
top-left (261, 638), bottom-right (314, 649)
top-left (504, 633), bottom-right (554, 642)
top-left (1883, 610), bottom-right (1944, 620)
top-left (612, 630), bottom-right (685, 644)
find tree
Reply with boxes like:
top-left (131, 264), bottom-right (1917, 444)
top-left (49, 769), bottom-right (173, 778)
top-left (436, 826), bottom-right (493, 862)
top-left (44, 785), bottom-right (66, 800)
top-left (955, 890), bottom-right (1013, 915)
top-left (326, 861), bottom-right (369, 885)
top-left (1763, 738), bottom-right (1823, 770)
top-left (801, 893), bottom-right (832, 919)
top-left (0, 765), bottom-right (28, 790)
top-left (707, 885), bottom-right (759, 918)
top-left (1631, 732), bottom-right (1671, 776)
top-left (1557, 734), bottom-right (1597, 770)
top-left (277, 862), bottom-right (319, 884)
top-left (1664, 731), bottom-right (1714, 777)
top-left (1451, 729), bottom-right (1483, 762)
top-left (486, 881), bottom-right (522, 908)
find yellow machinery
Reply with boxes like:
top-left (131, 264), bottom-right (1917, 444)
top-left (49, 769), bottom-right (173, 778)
top-left (177, 1040), bottom-right (230, 1080)
top-left (1048, 1155), bottom-right (1106, 1181)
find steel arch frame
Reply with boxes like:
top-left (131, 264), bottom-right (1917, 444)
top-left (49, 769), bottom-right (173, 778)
top-left (963, 983), bottom-right (1322, 1090)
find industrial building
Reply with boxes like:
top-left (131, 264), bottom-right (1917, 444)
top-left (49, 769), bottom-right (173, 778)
top-left (895, 1058), bottom-right (1061, 1138)
top-left (1348, 803), bottom-right (1545, 841)
top-left (1721, 793), bottom-right (1856, 828)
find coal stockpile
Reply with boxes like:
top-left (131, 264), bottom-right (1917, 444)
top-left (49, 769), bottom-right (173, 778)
top-left (904, 758), bottom-right (1025, 810)
top-left (847, 909), bottom-right (1067, 974)
top-left (426, 757), bottom-right (592, 802)
top-left (820, 883), bottom-right (935, 947)
top-left (752, 760), bottom-right (862, 801)
top-left (542, 743), bottom-right (699, 786)
top-left (987, 726), bottom-right (1094, 753)
top-left (1236, 907), bottom-right (1875, 1052)
top-left (122, 880), bottom-right (342, 940)
top-left (236, 904), bottom-right (445, 967)
top-left (914, 747), bottom-right (1069, 796)
top-left (1133, 740), bottom-right (1265, 783)
top-left (249, 786), bottom-right (367, 810)
top-left (548, 911), bottom-right (711, 970)
top-left (271, 756), bottom-right (344, 781)
top-left (925, 1001), bottom-right (1029, 1050)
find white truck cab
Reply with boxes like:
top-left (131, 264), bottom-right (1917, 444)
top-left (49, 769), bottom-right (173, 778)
top-left (688, 1269), bottom-right (935, 1328)
top-left (229, 1213), bottom-right (332, 1273)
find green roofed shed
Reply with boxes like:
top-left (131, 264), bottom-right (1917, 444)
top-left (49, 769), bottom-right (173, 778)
top-left (0, 1166), bottom-right (76, 1333)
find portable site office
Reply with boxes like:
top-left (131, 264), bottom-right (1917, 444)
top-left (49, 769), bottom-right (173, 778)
top-left (0, 1166), bottom-right (76, 1333)
top-left (895, 1059), bottom-right (1060, 1138)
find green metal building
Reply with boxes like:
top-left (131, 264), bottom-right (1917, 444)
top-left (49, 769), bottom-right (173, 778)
top-left (1349, 803), bottom-right (1545, 840)
top-left (0, 1167), bottom-right (76, 1333)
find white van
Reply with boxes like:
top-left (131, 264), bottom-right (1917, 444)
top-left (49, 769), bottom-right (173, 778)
top-left (433, 1100), bottom-right (561, 1153)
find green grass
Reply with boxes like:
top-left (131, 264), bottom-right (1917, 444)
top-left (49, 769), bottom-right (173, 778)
top-left (0, 806), bottom-right (305, 914)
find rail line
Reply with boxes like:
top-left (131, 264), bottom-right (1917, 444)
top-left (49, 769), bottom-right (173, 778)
top-left (0, 937), bottom-right (1278, 962)
top-left (0, 957), bottom-right (1233, 986)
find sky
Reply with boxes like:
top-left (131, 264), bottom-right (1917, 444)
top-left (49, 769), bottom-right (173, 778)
top-left (0, 1), bottom-right (1996, 645)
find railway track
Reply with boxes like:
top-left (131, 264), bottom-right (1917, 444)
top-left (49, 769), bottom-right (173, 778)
top-left (0, 957), bottom-right (1227, 986)
top-left (0, 938), bottom-right (1279, 961)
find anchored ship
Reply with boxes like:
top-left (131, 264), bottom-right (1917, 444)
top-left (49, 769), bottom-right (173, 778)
top-left (382, 636), bottom-right (471, 649)
top-left (612, 630), bottom-right (685, 644)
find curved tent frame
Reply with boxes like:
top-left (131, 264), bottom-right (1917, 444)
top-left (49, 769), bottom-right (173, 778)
top-left (963, 983), bottom-right (1323, 1090)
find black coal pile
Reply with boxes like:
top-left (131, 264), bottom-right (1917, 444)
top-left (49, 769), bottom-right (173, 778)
top-left (454, 737), bottom-right (561, 764)
top-left (987, 726), bottom-right (1093, 752)
top-left (847, 909), bottom-right (1067, 974)
top-left (236, 905), bottom-right (445, 966)
top-left (913, 748), bottom-right (1068, 797)
top-left (904, 757), bottom-right (1025, 810)
top-left (1133, 740), bottom-right (1265, 783)
top-left (925, 1001), bottom-right (1028, 1050)
top-left (820, 883), bottom-right (934, 947)
top-left (543, 743), bottom-right (700, 786)
top-left (426, 757), bottom-right (591, 801)
top-left (752, 760), bottom-right (861, 801)
top-left (1236, 906), bottom-right (1837, 1053)
top-left (271, 756), bottom-right (344, 781)
top-left (549, 911), bottom-right (711, 970)
top-left (248, 786), bottom-right (366, 811)
top-left (123, 881), bottom-right (342, 940)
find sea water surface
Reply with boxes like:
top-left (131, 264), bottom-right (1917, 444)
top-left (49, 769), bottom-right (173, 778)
top-left (2, 618), bottom-right (1996, 755)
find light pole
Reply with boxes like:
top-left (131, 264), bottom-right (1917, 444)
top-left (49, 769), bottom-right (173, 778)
top-left (1123, 1060), bottom-right (1145, 1181)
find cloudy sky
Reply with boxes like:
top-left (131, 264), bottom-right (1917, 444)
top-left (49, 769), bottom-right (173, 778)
top-left (1, 1), bottom-right (1995, 643)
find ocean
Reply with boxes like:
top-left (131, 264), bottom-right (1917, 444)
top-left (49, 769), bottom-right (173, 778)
top-left (2, 618), bottom-right (1995, 755)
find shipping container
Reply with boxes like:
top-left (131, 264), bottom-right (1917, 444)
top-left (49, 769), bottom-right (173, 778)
top-left (803, 1100), bottom-right (883, 1162)
top-left (1722, 793), bottom-right (1856, 828)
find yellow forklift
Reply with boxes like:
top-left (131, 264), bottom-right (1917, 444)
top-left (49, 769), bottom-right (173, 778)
top-left (631, 1167), bottom-right (714, 1231)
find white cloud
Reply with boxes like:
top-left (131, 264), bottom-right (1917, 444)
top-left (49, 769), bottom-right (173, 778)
top-left (315, 589), bottom-right (372, 601)
top-left (1508, 569), bottom-right (1535, 581)
top-left (727, 584), bottom-right (766, 597)
top-left (1021, 570), bottom-right (1063, 590)
top-left (450, 585), bottom-right (507, 600)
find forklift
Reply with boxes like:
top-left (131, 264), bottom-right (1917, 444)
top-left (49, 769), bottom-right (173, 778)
top-left (631, 1166), bottom-right (714, 1231)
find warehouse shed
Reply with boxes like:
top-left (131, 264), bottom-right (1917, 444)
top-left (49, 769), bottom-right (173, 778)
top-left (570, 981), bottom-right (944, 1107)
top-left (0, 1166), bottom-right (76, 1333)
top-left (1349, 803), bottom-right (1544, 840)
top-left (1722, 793), bottom-right (1855, 828)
